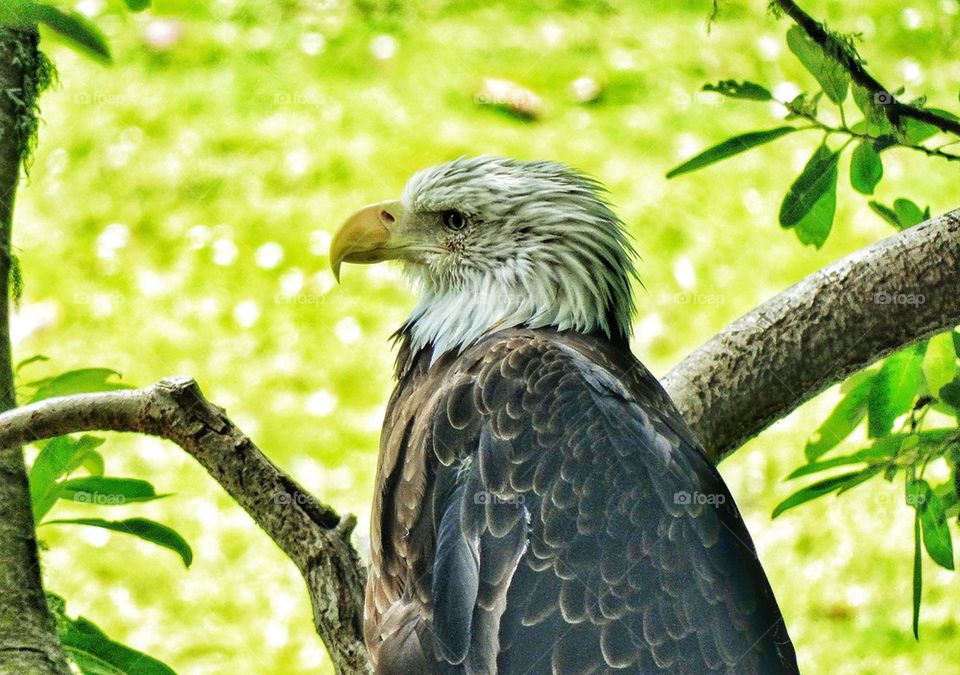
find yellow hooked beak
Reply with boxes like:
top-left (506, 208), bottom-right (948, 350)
top-left (330, 200), bottom-right (405, 282)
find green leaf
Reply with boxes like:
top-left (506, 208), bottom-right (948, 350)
top-left (840, 368), bottom-right (880, 394)
top-left (30, 435), bottom-right (107, 522)
top-left (893, 198), bottom-right (925, 229)
top-left (779, 144), bottom-right (840, 248)
top-left (65, 647), bottom-right (125, 674)
top-left (924, 333), bottom-right (959, 399)
top-left (789, 446), bottom-right (893, 480)
top-left (868, 345), bottom-right (926, 438)
top-left (851, 85), bottom-right (895, 137)
top-left (786, 25), bottom-right (848, 104)
top-left (665, 127), bottom-right (798, 178)
top-left (908, 477), bottom-right (954, 570)
top-left (852, 84), bottom-right (871, 116)
top-left (954, 330), bottom-right (960, 359)
top-left (912, 511), bottom-right (922, 640)
top-left (772, 468), bottom-right (877, 518)
top-left (56, 476), bottom-right (169, 507)
top-left (940, 376), bottom-right (960, 409)
top-left (902, 118), bottom-right (939, 144)
top-left (835, 465), bottom-right (884, 494)
top-left (901, 111), bottom-right (957, 143)
top-left (28, 368), bottom-right (133, 403)
top-left (123, 0), bottom-right (151, 11)
top-left (869, 200), bottom-right (901, 228)
top-left (33, 4), bottom-right (111, 63)
top-left (922, 490), bottom-right (954, 570)
top-left (45, 517), bottom-right (192, 567)
top-left (805, 373), bottom-right (875, 461)
top-left (849, 141), bottom-right (883, 195)
top-left (784, 91), bottom-right (823, 120)
top-left (60, 614), bottom-right (176, 674)
top-left (79, 451), bottom-right (105, 478)
top-left (702, 80), bottom-right (772, 101)
top-left (15, 353), bottom-right (49, 374)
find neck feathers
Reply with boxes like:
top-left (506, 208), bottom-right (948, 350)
top-left (398, 255), bottom-right (635, 363)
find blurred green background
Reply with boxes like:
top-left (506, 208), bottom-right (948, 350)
top-left (13, 0), bottom-right (960, 672)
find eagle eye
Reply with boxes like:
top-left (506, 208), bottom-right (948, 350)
top-left (441, 210), bottom-right (467, 231)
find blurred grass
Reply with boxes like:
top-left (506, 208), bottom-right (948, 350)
top-left (12, 0), bottom-right (960, 672)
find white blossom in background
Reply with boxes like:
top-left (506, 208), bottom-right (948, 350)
top-left (233, 300), bottom-right (260, 328)
top-left (299, 32), bottom-right (326, 56)
top-left (143, 19), bottom-right (184, 51)
top-left (280, 268), bottom-right (304, 295)
top-left (899, 59), bottom-right (923, 85)
top-left (540, 21), bottom-right (565, 47)
top-left (309, 230), bottom-right (331, 256)
top-left (673, 257), bottom-right (696, 290)
top-left (370, 34), bottom-right (398, 60)
top-left (285, 148), bottom-right (311, 177)
top-left (75, 0), bottom-right (105, 18)
top-left (306, 389), bottom-right (338, 417)
top-left (334, 317), bottom-right (362, 344)
top-left (212, 238), bottom-right (239, 266)
top-left (186, 225), bottom-right (212, 250)
top-left (264, 622), bottom-right (288, 648)
top-left (901, 7), bottom-right (922, 29)
top-left (96, 223), bottom-right (130, 260)
top-left (772, 81), bottom-right (801, 103)
top-left (255, 242), bottom-right (284, 269)
top-left (756, 35), bottom-right (780, 60)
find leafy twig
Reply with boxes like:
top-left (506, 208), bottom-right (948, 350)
top-left (773, 0), bottom-right (960, 138)
top-left (781, 98), bottom-right (960, 163)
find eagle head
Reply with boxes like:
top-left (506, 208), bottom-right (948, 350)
top-left (331, 156), bottom-right (638, 357)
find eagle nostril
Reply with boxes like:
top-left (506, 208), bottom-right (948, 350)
top-left (379, 209), bottom-right (396, 224)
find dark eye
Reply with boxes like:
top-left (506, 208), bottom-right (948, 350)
top-left (441, 210), bottom-right (467, 231)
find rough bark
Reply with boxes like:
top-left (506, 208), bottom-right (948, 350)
top-left (0, 28), bottom-right (71, 675)
top-left (663, 208), bottom-right (960, 462)
top-left (0, 377), bottom-right (370, 674)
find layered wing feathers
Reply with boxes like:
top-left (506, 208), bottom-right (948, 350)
top-left (368, 330), bottom-right (798, 674)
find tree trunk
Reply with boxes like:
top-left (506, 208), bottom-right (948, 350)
top-left (0, 27), bottom-right (71, 674)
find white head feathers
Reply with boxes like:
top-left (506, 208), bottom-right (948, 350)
top-left (397, 157), bottom-right (639, 358)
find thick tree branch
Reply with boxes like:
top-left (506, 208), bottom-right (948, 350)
top-left (773, 0), bottom-right (960, 138)
top-left (0, 377), bottom-right (370, 674)
top-left (0, 27), bottom-right (70, 674)
top-left (663, 208), bottom-right (960, 462)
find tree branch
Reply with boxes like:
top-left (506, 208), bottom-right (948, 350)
top-left (773, 0), bottom-right (960, 138)
top-left (663, 208), bottom-right (960, 462)
top-left (0, 377), bottom-right (370, 674)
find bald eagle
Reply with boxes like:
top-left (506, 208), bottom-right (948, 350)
top-left (331, 157), bottom-right (798, 674)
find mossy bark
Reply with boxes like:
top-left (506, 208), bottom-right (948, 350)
top-left (0, 27), bottom-right (70, 674)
